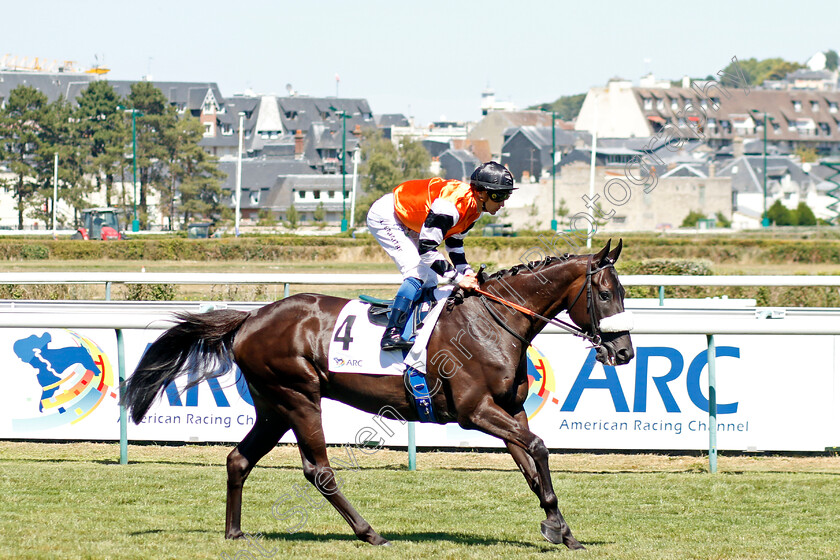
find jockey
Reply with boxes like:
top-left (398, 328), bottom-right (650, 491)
top-left (367, 161), bottom-right (516, 351)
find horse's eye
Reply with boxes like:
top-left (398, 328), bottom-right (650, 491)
top-left (599, 291), bottom-right (611, 301)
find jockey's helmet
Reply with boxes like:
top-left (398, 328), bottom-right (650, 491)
top-left (470, 161), bottom-right (516, 192)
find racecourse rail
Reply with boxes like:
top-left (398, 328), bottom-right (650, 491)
top-left (4, 272), bottom-right (840, 473)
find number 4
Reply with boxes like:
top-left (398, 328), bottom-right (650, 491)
top-left (334, 315), bottom-right (356, 351)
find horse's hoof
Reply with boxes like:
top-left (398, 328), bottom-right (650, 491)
top-left (540, 520), bottom-right (585, 550)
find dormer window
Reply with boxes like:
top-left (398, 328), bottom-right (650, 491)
top-left (656, 98), bottom-right (664, 111)
top-left (671, 99), bottom-right (679, 111)
top-left (643, 97), bottom-right (652, 110)
top-left (830, 102), bottom-right (838, 113)
top-left (793, 100), bottom-right (802, 112)
top-left (812, 101), bottom-right (820, 112)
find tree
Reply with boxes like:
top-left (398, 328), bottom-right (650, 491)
top-left (681, 210), bottom-right (706, 228)
top-left (715, 212), bottom-right (732, 228)
top-left (0, 85), bottom-right (49, 228)
top-left (794, 202), bottom-right (816, 226)
top-left (354, 129), bottom-right (431, 225)
top-left (74, 81), bottom-right (128, 207)
top-left (313, 201), bottom-right (326, 227)
top-left (257, 208), bottom-right (276, 226)
top-left (794, 146), bottom-right (818, 163)
top-left (825, 50), bottom-right (839, 72)
top-left (128, 82), bottom-right (178, 227)
top-left (766, 200), bottom-right (793, 225)
top-left (285, 204), bottom-right (299, 229)
top-left (162, 115), bottom-right (224, 228)
top-left (528, 93), bottom-right (587, 121)
top-left (36, 96), bottom-right (91, 227)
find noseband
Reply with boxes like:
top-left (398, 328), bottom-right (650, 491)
top-left (476, 255), bottom-right (615, 348)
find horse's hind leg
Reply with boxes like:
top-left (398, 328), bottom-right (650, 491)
top-left (225, 413), bottom-right (289, 539)
top-left (290, 408), bottom-right (389, 546)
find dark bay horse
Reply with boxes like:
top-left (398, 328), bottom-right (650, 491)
top-left (122, 239), bottom-right (634, 549)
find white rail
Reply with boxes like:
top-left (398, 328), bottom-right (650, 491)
top-left (1, 272), bottom-right (840, 287)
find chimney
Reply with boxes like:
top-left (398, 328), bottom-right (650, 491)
top-left (732, 136), bottom-right (744, 159)
top-left (294, 130), bottom-right (304, 158)
top-left (352, 124), bottom-right (362, 137)
top-left (682, 75), bottom-right (691, 88)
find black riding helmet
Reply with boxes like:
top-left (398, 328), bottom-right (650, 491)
top-left (470, 161), bottom-right (516, 202)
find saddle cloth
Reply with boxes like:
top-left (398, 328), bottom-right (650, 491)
top-left (328, 286), bottom-right (453, 376)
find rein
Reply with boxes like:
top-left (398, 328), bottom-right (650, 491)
top-left (475, 257), bottom-right (616, 348)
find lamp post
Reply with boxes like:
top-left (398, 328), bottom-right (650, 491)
top-left (235, 111), bottom-right (245, 236)
top-left (118, 107), bottom-right (143, 232)
top-left (751, 109), bottom-right (772, 227)
top-left (550, 111), bottom-right (558, 231)
top-left (331, 107), bottom-right (351, 232)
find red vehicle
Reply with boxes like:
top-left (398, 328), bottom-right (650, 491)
top-left (72, 208), bottom-right (123, 240)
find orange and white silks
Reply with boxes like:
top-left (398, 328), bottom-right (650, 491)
top-left (393, 178), bottom-right (481, 236)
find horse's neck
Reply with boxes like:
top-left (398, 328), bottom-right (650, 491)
top-left (483, 257), bottom-right (584, 316)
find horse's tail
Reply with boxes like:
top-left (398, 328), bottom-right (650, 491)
top-left (121, 309), bottom-right (250, 424)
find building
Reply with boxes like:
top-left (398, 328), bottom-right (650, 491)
top-left (576, 78), bottom-right (840, 156)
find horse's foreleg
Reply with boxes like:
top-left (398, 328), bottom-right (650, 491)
top-left (226, 415), bottom-right (288, 539)
top-left (466, 402), bottom-right (584, 550)
top-left (291, 412), bottom-right (389, 546)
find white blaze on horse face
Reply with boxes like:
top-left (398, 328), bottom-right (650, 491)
top-left (599, 311), bottom-right (634, 333)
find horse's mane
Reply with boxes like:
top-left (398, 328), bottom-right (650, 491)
top-left (483, 253), bottom-right (576, 282)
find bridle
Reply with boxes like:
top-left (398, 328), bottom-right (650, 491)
top-left (476, 255), bottom-right (615, 348)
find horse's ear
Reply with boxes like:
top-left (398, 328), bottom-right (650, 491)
top-left (607, 238), bottom-right (623, 263)
top-left (594, 239), bottom-right (611, 263)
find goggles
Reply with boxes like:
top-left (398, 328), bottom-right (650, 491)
top-left (488, 190), bottom-right (512, 203)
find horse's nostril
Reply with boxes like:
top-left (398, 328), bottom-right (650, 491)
top-left (617, 348), bottom-right (633, 363)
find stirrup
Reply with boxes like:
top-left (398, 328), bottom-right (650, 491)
top-left (381, 328), bottom-right (413, 351)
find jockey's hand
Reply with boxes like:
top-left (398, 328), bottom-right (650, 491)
top-left (458, 271), bottom-right (479, 291)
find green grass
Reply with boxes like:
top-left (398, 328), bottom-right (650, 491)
top-left (1, 443), bottom-right (839, 559)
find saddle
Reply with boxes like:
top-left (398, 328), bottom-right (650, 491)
top-left (359, 287), bottom-right (440, 344)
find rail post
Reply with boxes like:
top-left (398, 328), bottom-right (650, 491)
top-left (707, 334), bottom-right (717, 473)
top-left (117, 328), bottom-right (128, 464)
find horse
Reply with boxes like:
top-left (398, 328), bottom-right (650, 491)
top-left (122, 239), bottom-right (634, 550)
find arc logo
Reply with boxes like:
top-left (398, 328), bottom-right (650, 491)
top-left (12, 330), bottom-right (117, 430)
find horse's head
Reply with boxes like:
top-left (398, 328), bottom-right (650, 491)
top-left (566, 239), bottom-right (634, 366)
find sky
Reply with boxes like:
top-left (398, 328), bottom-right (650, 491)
top-left (3, 0), bottom-right (840, 125)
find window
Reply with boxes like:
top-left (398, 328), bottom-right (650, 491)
top-left (793, 100), bottom-right (802, 112)
top-left (250, 191), bottom-right (260, 205)
top-left (830, 102), bottom-right (838, 113)
top-left (313, 190), bottom-right (321, 200)
top-left (707, 118), bottom-right (717, 128)
top-left (345, 190), bottom-right (351, 199)
top-left (203, 122), bottom-right (213, 137)
top-left (643, 97), bottom-right (652, 110)
top-left (812, 101), bottom-right (820, 112)
top-left (671, 99), bottom-right (679, 111)
top-left (297, 191), bottom-right (305, 199)
top-left (656, 98), bottom-right (664, 111)
top-left (328, 191), bottom-right (335, 198)
top-left (820, 122), bottom-right (831, 136)
top-left (772, 121), bottom-right (781, 134)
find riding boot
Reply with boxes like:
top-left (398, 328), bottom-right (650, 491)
top-left (380, 306), bottom-right (413, 351)
top-left (381, 277), bottom-right (423, 351)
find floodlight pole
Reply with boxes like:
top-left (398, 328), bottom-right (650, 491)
top-left (762, 112), bottom-right (769, 227)
top-left (341, 110), bottom-right (348, 232)
top-left (131, 111), bottom-right (140, 232)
